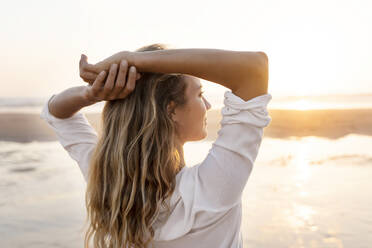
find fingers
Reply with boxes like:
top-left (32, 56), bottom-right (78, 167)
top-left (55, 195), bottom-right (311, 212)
top-left (80, 54), bottom-right (95, 72)
top-left (86, 71), bottom-right (107, 102)
top-left (117, 66), bottom-right (137, 99)
top-left (84, 63), bottom-right (101, 74)
top-left (80, 54), bottom-right (140, 87)
top-left (79, 54), bottom-right (101, 76)
top-left (81, 71), bottom-right (98, 83)
top-left (86, 60), bottom-right (139, 102)
top-left (136, 72), bottom-right (141, 80)
top-left (102, 63), bottom-right (118, 98)
top-left (110, 60), bottom-right (129, 99)
top-left (79, 54), bottom-right (87, 68)
top-left (93, 71), bottom-right (107, 90)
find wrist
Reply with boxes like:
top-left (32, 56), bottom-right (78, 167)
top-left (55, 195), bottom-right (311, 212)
top-left (81, 86), bottom-right (100, 106)
top-left (126, 51), bottom-right (137, 67)
top-left (95, 50), bottom-right (133, 72)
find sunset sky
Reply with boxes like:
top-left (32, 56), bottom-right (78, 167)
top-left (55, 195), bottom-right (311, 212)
top-left (2, 0), bottom-right (371, 99)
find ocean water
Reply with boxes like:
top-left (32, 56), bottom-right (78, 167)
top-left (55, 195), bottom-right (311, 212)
top-left (1, 93), bottom-right (372, 113)
top-left (1, 134), bottom-right (372, 247)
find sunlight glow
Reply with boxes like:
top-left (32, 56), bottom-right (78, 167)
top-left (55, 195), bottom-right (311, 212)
top-left (275, 98), bottom-right (354, 111)
top-left (286, 204), bottom-right (317, 230)
top-left (294, 141), bottom-right (312, 183)
top-left (291, 99), bottom-right (313, 110)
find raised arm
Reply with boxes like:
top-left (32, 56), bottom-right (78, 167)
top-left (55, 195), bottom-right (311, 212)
top-left (91, 49), bottom-right (269, 101)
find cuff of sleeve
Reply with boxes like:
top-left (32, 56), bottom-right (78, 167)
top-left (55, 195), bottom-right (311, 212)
top-left (40, 94), bottom-right (84, 124)
top-left (220, 90), bottom-right (272, 127)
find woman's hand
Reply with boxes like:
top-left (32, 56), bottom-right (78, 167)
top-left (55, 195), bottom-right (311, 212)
top-left (79, 54), bottom-right (100, 84)
top-left (94, 51), bottom-right (133, 72)
top-left (83, 60), bottom-right (140, 104)
top-left (79, 53), bottom-right (140, 84)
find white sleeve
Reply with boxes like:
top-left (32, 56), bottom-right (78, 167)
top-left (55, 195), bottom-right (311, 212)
top-left (191, 90), bottom-right (272, 212)
top-left (40, 94), bottom-right (98, 182)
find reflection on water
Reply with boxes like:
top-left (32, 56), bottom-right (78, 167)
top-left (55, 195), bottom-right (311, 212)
top-left (1, 135), bottom-right (372, 247)
top-left (286, 203), bottom-right (317, 231)
top-left (293, 142), bottom-right (312, 183)
top-left (241, 134), bottom-right (372, 248)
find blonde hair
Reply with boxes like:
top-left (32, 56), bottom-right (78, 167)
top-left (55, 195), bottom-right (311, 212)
top-left (83, 44), bottom-right (188, 248)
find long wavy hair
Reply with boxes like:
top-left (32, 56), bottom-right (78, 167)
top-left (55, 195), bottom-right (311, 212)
top-left (83, 43), bottom-right (188, 248)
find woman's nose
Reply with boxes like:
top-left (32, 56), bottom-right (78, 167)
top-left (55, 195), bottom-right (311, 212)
top-left (204, 97), bottom-right (212, 110)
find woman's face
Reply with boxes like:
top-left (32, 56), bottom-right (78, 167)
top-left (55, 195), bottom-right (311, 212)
top-left (170, 75), bottom-right (212, 143)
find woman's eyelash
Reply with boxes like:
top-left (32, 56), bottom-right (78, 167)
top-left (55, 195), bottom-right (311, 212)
top-left (199, 91), bottom-right (205, 97)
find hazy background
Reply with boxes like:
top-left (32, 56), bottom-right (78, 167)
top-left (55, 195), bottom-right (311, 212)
top-left (1, 0), bottom-right (372, 247)
top-left (2, 0), bottom-right (372, 100)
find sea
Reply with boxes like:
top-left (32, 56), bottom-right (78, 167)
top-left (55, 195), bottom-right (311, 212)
top-left (0, 94), bottom-right (372, 248)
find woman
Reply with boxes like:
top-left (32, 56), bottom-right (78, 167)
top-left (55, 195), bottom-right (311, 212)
top-left (40, 44), bottom-right (272, 248)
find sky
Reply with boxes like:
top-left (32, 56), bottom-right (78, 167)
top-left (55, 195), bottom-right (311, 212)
top-left (1, 0), bottom-right (372, 100)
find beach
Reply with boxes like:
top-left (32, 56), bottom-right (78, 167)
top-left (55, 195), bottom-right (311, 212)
top-left (1, 134), bottom-right (372, 247)
top-left (1, 108), bottom-right (372, 143)
top-left (1, 109), bottom-right (372, 247)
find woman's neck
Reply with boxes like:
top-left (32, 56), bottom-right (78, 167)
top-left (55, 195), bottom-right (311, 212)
top-left (175, 139), bottom-right (185, 170)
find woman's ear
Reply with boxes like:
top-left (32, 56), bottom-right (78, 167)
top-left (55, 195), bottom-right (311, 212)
top-left (167, 101), bottom-right (177, 122)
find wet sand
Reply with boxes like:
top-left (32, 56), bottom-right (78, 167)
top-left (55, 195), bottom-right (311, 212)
top-left (1, 135), bottom-right (372, 247)
top-left (0, 108), bottom-right (372, 142)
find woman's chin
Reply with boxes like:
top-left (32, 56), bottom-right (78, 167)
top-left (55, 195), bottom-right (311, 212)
top-left (187, 129), bottom-right (208, 142)
top-left (201, 130), bottom-right (208, 139)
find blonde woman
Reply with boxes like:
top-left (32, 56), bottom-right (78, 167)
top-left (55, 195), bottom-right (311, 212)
top-left (40, 44), bottom-right (271, 248)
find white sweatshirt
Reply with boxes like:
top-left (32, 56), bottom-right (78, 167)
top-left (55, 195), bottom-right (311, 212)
top-left (40, 90), bottom-right (272, 248)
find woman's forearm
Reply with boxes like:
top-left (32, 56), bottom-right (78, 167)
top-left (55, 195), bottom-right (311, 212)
top-left (48, 86), bottom-right (95, 119)
top-left (133, 49), bottom-right (266, 91)
top-left (96, 49), bottom-right (267, 93)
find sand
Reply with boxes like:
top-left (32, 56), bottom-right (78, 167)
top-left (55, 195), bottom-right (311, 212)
top-left (1, 108), bottom-right (372, 143)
